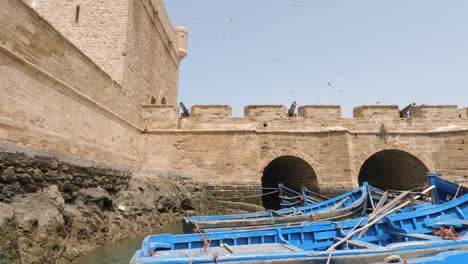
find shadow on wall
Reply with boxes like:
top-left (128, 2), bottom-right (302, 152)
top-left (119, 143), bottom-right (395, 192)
top-left (261, 155), bottom-right (318, 210)
top-left (358, 149), bottom-right (429, 191)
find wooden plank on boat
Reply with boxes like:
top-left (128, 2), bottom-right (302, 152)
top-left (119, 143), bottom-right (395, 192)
top-left (333, 238), bottom-right (384, 249)
top-left (373, 191), bottom-right (411, 217)
top-left (330, 197), bottom-right (350, 210)
top-left (372, 191), bottom-right (388, 215)
top-left (367, 188), bottom-right (375, 210)
top-left (221, 243), bottom-right (236, 253)
top-left (387, 231), bottom-right (443, 241)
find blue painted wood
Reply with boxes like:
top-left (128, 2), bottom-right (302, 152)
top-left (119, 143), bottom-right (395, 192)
top-left (278, 184), bottom-right (328, 208)
top-left (398, 250), bottom-right (468, 264)
top-left (428, 172), bottom-right (467, 204)
top-left (131, 191), bottom-right (468, 264)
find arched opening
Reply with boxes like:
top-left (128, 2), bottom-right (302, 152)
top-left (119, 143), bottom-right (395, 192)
top-left (161, 97), bottom-right (166, 105)
top-left (150, 96), bottom-right (156, 104)
top-left (358, 150), bottom-right (428, 190)
top-left (262, 156), bottom-right (318, 210)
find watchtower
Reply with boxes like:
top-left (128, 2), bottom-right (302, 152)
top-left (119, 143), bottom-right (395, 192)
top-left (25, 0), bottom-right (187, 107)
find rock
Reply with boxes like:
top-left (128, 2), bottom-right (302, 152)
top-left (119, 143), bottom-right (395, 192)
top-left (0, 204), bottom-right (20, 264)
top-left (1, 166), bottom-right (17, 182)
top-left (9, 191), bottom-right (66, 264)
top-left (0, 202), bottom-right (14, 226)
top-left (43, 185), bottom-right (65, 207)
top-left (181, 197), bottom-right (195, 210)
top-left (31, 168), bottom-right (43, 182)
top-left (77, 187), bottom-right (113, 209)
top-left (11, 192), bottom-right (64, 229)
top-left (61, 180), bottom-right (75, 192)
top-left (44, 171), bottom-right (59, 180)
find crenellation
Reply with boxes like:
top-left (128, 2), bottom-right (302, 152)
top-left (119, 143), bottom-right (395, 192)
top-left (298, 105), bottom-right (341, 120)
top-left (353, 105), bottom-right (400, 121)
top-left (142, 105), bottom-right (179, 130)
top-left (244, 105), bottom-right (287, 121)
top-left (410, 105), bottom-right (459, 120)
top-left (459, 108), bottom-right (468, 119)
top-left (190, 105), bottom-right (232, 120)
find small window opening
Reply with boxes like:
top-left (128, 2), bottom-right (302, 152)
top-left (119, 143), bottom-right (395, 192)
top-left (263, 122), bottom-right (268, 128)
top-left (75, 5), bottom-right (80, 23)
top-left (150, 96), bottom-right (156, 104)
top-left (161, 97), bottom-right (166, 105)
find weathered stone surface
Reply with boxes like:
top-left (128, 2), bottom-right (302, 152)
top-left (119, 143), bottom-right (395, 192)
top-left (0, 152), bottom-right (130, 203)
top-left (9, 188), bottom-right (66, 264)
top-left (0, 203), bottom-right (14, 226)
top-left (77, 187), bottom-right (112, 209)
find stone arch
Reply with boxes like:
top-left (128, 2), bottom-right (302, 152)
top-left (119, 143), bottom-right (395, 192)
top-left (358, 149), bottom-right (430, 190)
top-left (261, 155), bottom-right (318, 209)
top-left (150, 96), bottom-right (156, 104)
top-left (161, 97), bottom-right (166, 105)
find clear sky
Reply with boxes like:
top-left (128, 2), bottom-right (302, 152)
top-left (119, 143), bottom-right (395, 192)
top-left (164, 0), bottom-right (468, 117)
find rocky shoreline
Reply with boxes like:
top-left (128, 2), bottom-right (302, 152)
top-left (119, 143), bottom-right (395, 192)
top-left (0, 152), bottom-right (231, 264)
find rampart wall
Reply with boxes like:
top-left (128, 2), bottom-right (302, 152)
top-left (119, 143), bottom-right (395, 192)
top-left (142, 104), bottom-right (468, 197)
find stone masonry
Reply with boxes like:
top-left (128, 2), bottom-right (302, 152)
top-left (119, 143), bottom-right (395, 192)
top-left (1, 0), bottom-right (468, 209)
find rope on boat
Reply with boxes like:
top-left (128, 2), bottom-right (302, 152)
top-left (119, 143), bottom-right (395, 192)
top-left (228, 190), bottom-right (279, 199)
top-left (280, 200), bottom-right (302, 206)
top-left (278, 195), bottom-right (303, 200)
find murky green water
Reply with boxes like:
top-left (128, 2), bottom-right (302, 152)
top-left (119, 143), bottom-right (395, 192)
top-left (77, 223), bottom-right (183, 264)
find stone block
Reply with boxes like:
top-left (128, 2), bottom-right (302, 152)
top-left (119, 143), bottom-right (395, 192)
top-left (410, 105), bottom-right (459, 119)
top-left (353, 105), bottom-right (399, 121)
top-left (142, 105), bottom-right (179, 129)
top-left (298, 105), bottom-right (341, 119)
top-left (244, 105), bottom-right (287, 121)
top-left (458, 108), bottom-right (468, 119)
top-left (190, 105), bottom-right (232, 120)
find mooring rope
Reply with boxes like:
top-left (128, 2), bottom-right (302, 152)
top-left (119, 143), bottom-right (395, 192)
top-left (229, 190), bottom-right (279, 199)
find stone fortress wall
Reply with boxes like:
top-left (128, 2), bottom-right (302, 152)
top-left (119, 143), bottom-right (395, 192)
top-left (143, 104), bottom-right (468, 206)
top-left (1, 0), bottom-right (467, 209)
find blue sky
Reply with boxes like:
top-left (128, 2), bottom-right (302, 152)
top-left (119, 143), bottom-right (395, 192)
top-left (164, 0), bottom-right (468, 117)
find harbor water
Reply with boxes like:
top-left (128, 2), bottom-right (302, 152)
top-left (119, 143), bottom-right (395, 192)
top-left (78, 223), bottom-right (182, 264)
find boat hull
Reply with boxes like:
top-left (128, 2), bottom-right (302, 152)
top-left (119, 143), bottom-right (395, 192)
top-left (183, 184), bottom-right (369, 233)
top-left (130, 239), bottom-right (468, 263)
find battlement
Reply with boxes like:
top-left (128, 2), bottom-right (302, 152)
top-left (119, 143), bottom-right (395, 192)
top-left (298, 105), bottom-right (341, 119)
top-left (191, 105), bottom-right (232, 120)
top-left (244, 105), bottom-right (287, 120)
top-left (353, 105), bottom-right (399, 120)
top-left (409, 105), bottom-right (459, 119)
top-left (459, 108), bottom-right (468, 119)
top-left (142, 104), bottom-right (468, 132)
top-left (142, 104), bottom-right (179, 129)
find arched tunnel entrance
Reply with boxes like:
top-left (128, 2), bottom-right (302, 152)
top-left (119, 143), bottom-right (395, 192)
top-left (262, 156), bottom-right (318, 210)
top-left (358, 150), bottom-right (429, 191)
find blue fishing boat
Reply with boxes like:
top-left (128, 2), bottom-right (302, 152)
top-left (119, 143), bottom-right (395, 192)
top-left (278, 183), bottom-right (329, 208)
top-left (182, 183), bottom-right (370, 233)
top-left (373, 250), bottom-right (468, 264)
top-left (428, 172), bottom-right (467, 204)
top-left (130, 189), bottom-right (468, 264)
